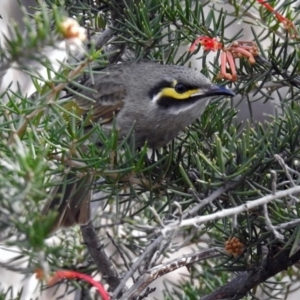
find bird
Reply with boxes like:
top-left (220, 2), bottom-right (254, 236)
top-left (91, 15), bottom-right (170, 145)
top-left (42, 61), bottom-right (235, 231)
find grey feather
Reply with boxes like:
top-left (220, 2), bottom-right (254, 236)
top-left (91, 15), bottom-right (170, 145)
top-left (42, 61), bottom-right (234, 232)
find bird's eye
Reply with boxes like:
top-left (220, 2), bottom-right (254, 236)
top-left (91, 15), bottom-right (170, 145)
top-left (174, 83), bottom-right (188, 94)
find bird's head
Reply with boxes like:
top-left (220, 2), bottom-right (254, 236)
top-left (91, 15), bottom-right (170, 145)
top-left (140, 64), bottom-right (235, 115)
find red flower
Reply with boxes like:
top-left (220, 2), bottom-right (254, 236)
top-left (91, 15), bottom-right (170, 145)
top-left (190, 37), bottom-right (258, 81)
top-left (36, 269), bottom-right (110, 300)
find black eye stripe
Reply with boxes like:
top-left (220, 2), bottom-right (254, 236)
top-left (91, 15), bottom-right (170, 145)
top-left (157, 96), bottom-right (203, 109)
top-left (149, 80), bottom-right (173, 99)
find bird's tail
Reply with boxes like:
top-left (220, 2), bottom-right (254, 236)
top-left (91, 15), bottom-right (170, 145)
top-left (42, 173), bottom-right (93, 233)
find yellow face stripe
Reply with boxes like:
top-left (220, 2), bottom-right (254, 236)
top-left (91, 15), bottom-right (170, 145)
top-left (159, 87), bottom-right (201, 100)
top-left (154, 79), bottom-right (202, 101)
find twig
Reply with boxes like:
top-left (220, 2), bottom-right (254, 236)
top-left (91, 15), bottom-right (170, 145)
top-left (120, 248), bottom-right (221, 300)
top-left (80, 221), bottom-right (123, 293)
top-left (163, 185), bottom-right (300, 235)
top-left (135, 287), bottom-right (156, 300)
top-left (275, 154), bottom-right (300, 205)
top-left (112, 235), bottom-right (164, 299)
top-left (247, 179), bottom-right (284, 239)
top-left (50, 154), bottom-right (88, 168)
top-left (106, 231), bottom-right (132, 274)
top-left (262, 204), bottom-right (284, 240)
top-left (183, 180), bottom-right (241, 219)
top-left (94, 28), bottom-right (115, 51)
top-left (275, 154), bottom-right (297, 188)
top-left (232, 214), bottom-right (237, 230)
top-left (274, 219), bottom-right (300, 230)
top-left (149, 207), bottom-right (165, 228)
top-left (270, 170), bottom-right (277, 195)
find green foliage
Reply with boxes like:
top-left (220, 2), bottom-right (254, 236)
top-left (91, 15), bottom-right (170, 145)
top-left (1, 0), bottom-right (300, 299)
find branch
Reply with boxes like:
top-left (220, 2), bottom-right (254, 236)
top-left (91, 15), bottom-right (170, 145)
top-left (163, 185), bottom-right (300, 235)
top-left (120, 248), bottom-right (222, 300)
top-left (113, 235), bottom-right (164, 299)
top-left (80, 221), bottom-right (122, 293)
top-left (274, 219), bottom-right (300, 230)
top-left (183, 180), bottom-right (241, 219)
top-left (201, 247), bottom-right (300, 300)
top-left (262, 203), bottom-right (284, 240)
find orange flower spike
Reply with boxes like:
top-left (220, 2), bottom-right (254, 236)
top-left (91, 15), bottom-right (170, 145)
top-left (48, 270), bottom-right (110, 300)
top-left (200, 37), bottom-right (223, 51)
top-left (189, 38), bottom-right (200, 52)
top-left (219, 52), bottom-right (232, 80)
top-left (257, 0), bottom-right (299, 38)
top-left (234, 47), bottom-right (256, 64)
top-left (190, 38), bottom-right (259, 81)
top-left (257, 0), bottom-right (285, 22)
top-left (189, 36), bottom-right (223, 52)
top-left (220, 52), bottom-right (227, 78)
top-left (226, 51), bottom-right (237, 81)
top-left (229, 42), bottom-right (257, 64)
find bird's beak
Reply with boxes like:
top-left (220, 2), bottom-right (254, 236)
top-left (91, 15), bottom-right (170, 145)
top-left (204, 85), bottom-right (235, 97)
top-left (189, 85), bottom-right (235, 98)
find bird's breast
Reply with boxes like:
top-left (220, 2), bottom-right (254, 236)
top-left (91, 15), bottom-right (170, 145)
top-left (114, 96), bottom-right (210, 148)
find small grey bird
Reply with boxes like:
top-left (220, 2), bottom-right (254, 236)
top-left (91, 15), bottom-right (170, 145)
top-left (42, 61), bottom-right (235, 231)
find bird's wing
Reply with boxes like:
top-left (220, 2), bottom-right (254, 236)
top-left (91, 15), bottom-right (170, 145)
top-left (65, 80), bottom-right (126, 125)
top-left (41, 173), bottom-right (93, 232)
